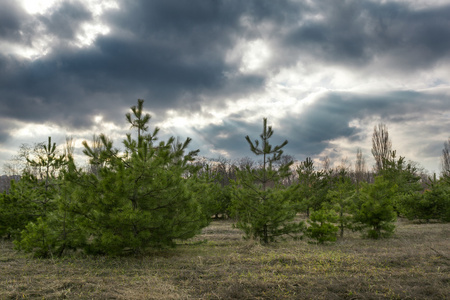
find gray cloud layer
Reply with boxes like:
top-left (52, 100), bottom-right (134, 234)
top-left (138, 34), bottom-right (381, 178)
top-left (1, 0), bottom-right (449, 170)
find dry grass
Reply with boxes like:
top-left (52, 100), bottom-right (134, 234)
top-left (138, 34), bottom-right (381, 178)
top-left (1, 219), bottom-right (449, 299)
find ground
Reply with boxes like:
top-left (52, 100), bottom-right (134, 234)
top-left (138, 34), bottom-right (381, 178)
top-left (0, 219), bottom-right (449, 299)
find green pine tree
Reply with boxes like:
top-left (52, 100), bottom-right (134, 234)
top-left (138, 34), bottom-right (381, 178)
top-left (326, 169), bottom-right (355, 238)
top-left (352, 176), bottom-right (397, 239)
top-left (400, 174), bottom-right (450, 222)
top-left (231, 118), bottom-right (304, 244)
top-left (306, 208), bottom-right (339, 244)
top-left (378, 151), bottom-right (422, 216)
top-left (73, 100), bottom-right (208, 255)
top-left (25, 136), bottom-right (67, 216)
top-left (295, 157), bottom-right (323, 217)
top-left (0, 179), bottom-right (39, 239)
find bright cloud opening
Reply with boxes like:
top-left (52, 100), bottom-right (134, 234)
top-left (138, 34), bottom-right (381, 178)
top-left (240, 40), bottom-right (271, 73)
top-left (20, 0), bottom-right (62, 14)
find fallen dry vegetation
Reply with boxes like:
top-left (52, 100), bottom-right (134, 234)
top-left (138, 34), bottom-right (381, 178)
top-left (1, 219), bottom-right (449, 299)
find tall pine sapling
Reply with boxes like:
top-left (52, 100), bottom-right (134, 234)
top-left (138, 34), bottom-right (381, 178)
top-left (231, 118), bottom-right (304, 244)
top-left (72, 99), bottom-right (207, 255)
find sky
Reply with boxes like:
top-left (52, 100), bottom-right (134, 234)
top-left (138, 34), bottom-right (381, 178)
top-left (1, 0), bottom-right (450, 174)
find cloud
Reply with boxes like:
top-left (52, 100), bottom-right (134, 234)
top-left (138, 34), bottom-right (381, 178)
top-left (0, 118), bottom-right (14, 144)
top-left (38, 1), bottom-right (92, 41)
top-left (271, 0), bottom-right (450, 74)
top-left (0, 1), bottom-right (34, 44)
top-left (278, 88), bottom-right (450, 164)
top-left (3, 0), bottom-right (450, 122)
top-left (0, 0), bottom-right (272, 128)
top-left (1, 0), bottom-right (450, 172)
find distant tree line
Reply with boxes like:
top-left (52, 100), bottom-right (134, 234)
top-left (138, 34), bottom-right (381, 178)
top-left (0, 100), bottom-right (449, 257)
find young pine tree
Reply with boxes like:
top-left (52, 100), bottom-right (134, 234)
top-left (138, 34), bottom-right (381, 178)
top-left (400, 174), bottom-right (450, 222)
top-left (326, 169), bottom-right (355, 238)
top-left (0, 179), bottom-right (39, 239)
top-left (306, 208), bottom-right (339, 244)
top-left (25, 136), bottom-right (67, 216)
top-left (14, 138), bottom-right (81, 257)
top-left (295, 157), bottom-right (322, 217)
top-left (231, 118), bottom-right (304, 244)
top-left (379, 151), bottom-right (422, 216)
top-left (352, 176), bottom-right (397, 239)
top-left (72, 100), bottom-right (209, 255)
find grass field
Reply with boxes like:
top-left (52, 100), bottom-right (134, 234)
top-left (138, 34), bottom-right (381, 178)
top-left (1, 219), bottom-right (449, 299)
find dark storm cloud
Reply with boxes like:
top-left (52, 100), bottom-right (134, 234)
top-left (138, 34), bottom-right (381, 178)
top-left (0, 52), bottom-right (107, 128)
top-left (191, 118), bottom-right (263, 158)
top-left (38, 1), bottom-right (92, 41)
top-left (0, 0), bottom-right (275, 128)
top-left (0, 1), bottom-right (25, 42)
top-left (0, 129), bottom-right (10, 144)
top-left (0, 117), bottom-right (16, 144)
top-left (0, 0), bottom-right (302, 124)
top-left (276, 0), bottom-right (450, 70)
top-left (0, 1), bottom-right (36, 45)
top-left (281, 2), bottom-right (372, 65)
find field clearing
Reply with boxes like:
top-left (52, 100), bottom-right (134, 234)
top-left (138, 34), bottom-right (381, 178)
top-left (0, 219), bottom-right (449, 299)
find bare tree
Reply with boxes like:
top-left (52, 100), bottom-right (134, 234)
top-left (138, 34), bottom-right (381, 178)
top-left (64, 136), bottom-right (75, 162)
top-left (355, 148), bottom-right (366, 190)
top-left (441, 138), bottom-right (450, 176)
top-left (321, 156), bottom-right (331, 172)
top-left (2, 142), bottom-right (46, 176)
top-left (371, 123), bottom-right (392, 173)
top-left (235, 156), bottom-right (255, 170)
top-left (336, 157), bottom-right (352, 173)
top-left (212, 157), bottom-right (233, 187)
